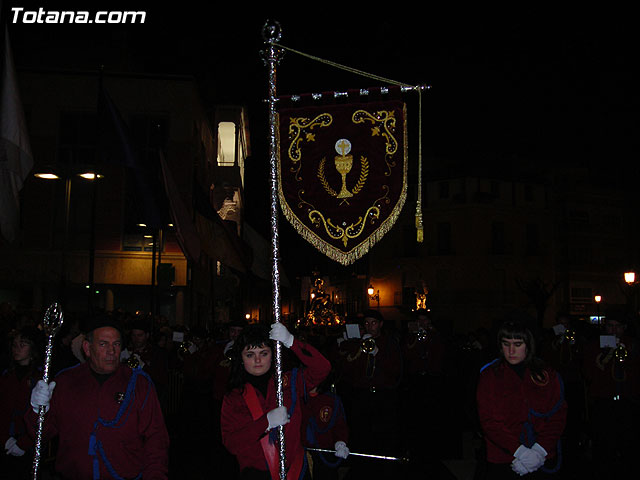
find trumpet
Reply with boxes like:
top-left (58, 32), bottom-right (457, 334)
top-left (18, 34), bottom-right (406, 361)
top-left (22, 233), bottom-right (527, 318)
top-left (361, 337), bottom-right (377, 354)
top-left (563, 328), bottom-right (576, 345)
top-left (178, 341), bottom-right (191, 355)
top-left (614, 344), bottom-right (628, 363)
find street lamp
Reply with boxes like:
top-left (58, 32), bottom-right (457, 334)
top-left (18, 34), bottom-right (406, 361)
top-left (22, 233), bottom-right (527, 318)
top-left (624, 271), bottom-right (636, 285)
top-left (594, 294), bottom-right (602, 324)
top-left (33, 166), bottom-right (103, 310)
top-left (367, 284), bottom-right (380, 308)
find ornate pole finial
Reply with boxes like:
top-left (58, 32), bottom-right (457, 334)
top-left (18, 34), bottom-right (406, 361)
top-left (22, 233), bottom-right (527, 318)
top-left (262, 20), bottom-right (282, 43)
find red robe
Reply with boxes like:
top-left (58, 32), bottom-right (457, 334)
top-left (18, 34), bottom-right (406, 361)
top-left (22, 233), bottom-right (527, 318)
top-left (0, 367), bottom-right (40, 452)
top-left (301, 391), bottom-right (348, 449)
top-left (221, 339), bottom-right (331, 477)
top-left (26, 363), bottom-right (169, 479)
top-left (476, 360), bottom-right (567, 464)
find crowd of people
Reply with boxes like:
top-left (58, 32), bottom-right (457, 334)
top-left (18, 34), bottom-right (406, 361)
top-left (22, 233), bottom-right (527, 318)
top-left (0, 301), bottom-right (638, 479)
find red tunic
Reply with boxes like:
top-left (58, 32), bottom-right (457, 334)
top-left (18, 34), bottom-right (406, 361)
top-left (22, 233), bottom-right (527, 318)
top-left (338, 334), bottom-right (402, 390)
top-left (221, 339), bottom-right (331, 476)
top-left (301, 391), bottom-right (348, 449)
top-left (476, 360), bottom-right (567, 464)
top-left (0, 367), bottom-right (40, 452)
top-left (26, 363), bottom-right (169, 479)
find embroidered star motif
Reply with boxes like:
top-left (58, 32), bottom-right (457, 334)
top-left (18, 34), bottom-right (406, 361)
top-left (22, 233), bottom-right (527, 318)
top-left (306, 133), bottom-right (316, 142)
top-left (371, 127), bottom-right (380, 136)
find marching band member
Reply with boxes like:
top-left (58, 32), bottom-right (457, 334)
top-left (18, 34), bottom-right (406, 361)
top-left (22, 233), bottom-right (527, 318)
top-left (221, 322), bottom-right (330, 480)
top-left (0, 327), bottom-right (43, 479)
top-left (477, 320), bottom-right (566, 478)
top-left (27, 315), bottom-right (169, 480)
top-left (582, 314), bottom-right (640, 478)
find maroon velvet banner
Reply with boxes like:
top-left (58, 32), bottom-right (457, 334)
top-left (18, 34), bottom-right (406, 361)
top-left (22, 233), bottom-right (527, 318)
top-left (277, 93), bottom-right (407, 264)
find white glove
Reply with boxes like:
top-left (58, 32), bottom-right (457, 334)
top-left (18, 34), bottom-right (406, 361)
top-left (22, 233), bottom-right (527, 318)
top-left (224, 340), bottom-right (234, 354)
top-left (30, 380), bottom-right (56, 414)
top-left (5, 437), bottom-right (25, 457)
top-left (530, 443), bottom-right (547, 470)
top-left (266, 406), bottom-right (290, 430)
top-left (511, 458), bottom-right (528, 476)
top-left (336, 332), bottom-right (348, 347)
top-left (514, 443), bottom-right (546, 472)
top-left (334, 440), bottom-right (349, 459)
top-left (120, 349), bottom-right (131, 361)
top-left (269, 323), bottom-right (294, 348)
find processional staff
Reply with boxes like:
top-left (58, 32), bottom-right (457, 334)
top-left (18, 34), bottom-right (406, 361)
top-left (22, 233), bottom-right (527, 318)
top-left (31, 302), bottom-right (64, 479)
top-left (263, 19), bottom-right (287, 480)
top-left (306, 447), bottom-right (410, 463)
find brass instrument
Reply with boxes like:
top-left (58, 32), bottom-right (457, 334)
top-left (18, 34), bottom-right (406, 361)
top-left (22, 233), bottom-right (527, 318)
top-left (361, 336), bottom-right (377, 354)
top-left (614, 344), bottom-right (628, 363)
top-left (178, 341), bottom-right (191, 355)
top-left (563, 328), bottom-right (576, 345)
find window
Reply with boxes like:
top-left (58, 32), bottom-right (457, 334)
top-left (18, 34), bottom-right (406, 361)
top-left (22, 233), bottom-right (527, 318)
top-left (217, 121), bottom-right (236, 166)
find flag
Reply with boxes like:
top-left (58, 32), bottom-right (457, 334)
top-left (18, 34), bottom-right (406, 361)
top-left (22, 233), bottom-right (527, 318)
top-left (98, 84), bottom-right (165, 229)
top-left (277, 88), bottom-right (408, 265)
top-left (0, 25), bottom-right (33, 242)
top-left (159, 150), bottom-right (201, 263)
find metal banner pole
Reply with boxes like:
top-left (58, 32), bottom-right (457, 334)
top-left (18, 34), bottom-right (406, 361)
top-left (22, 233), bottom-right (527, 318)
top-left (32, 303), bottom-right (64, 479)
top-left (306, 447), bottom-right (410, 463)
top-left (262, 20), bottom-right (286, 480)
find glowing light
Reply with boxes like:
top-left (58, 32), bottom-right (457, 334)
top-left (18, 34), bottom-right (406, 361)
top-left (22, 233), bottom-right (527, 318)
top-left (34, 172), bottom-right (59, 180)
top-left (625, 271), bottom-right (636, 284)
top-left (594, 295), bottom-right (602, 303)
top-left (78, 172), bottom-right (103, 180)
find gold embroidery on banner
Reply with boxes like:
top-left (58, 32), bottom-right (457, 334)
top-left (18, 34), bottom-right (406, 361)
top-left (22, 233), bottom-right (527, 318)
top-left (276, 104), bottom-right (408, 265)
top-left (308, 206), bottom-right (381, 247)
top-left (288, 114), bottom-right (333, 163)
top-left (288, 114), bottom-right (333, 181)
top-left (352, 109), bottom-right (398, 176)
top-left (317, 156), bottom-right (369, 203)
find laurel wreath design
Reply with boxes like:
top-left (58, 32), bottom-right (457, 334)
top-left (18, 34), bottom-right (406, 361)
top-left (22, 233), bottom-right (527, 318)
top-left (317, 156), bottom-right (369, 198)
top-left (317, 157), bottom-right (338, 197)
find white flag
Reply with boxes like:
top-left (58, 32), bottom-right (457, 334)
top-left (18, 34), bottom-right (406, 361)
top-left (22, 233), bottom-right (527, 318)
top-left (0, 25), bottom-right (33, 242)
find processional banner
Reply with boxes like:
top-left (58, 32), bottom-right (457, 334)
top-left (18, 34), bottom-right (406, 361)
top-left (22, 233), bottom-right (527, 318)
top-left (277, 89), bottom-right (407, 265)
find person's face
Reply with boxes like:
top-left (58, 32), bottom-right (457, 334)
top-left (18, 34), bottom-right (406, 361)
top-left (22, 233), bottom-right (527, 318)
top-left (605, 320), bottom-right (626, 338)
top-left (12, 335), bottom-right (32, 366)
top-left (83, 327), bottom-right (122, 375)
top-left (501, 338), bottom-right (527, 365)
top-left (229, 326), bottom-right (243, 342)
top-left (364, 317), bottom-right (382, 337)
top-left (130, 329), bottom-right (149, 350)
top-left (241, 344), bottom-right (272, 376)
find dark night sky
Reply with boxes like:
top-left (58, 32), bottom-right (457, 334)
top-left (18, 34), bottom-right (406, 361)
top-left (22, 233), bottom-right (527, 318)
top-left (9, 4), bottom-right (638, 162)
top-left (7, 3), bottom-right (640, 273)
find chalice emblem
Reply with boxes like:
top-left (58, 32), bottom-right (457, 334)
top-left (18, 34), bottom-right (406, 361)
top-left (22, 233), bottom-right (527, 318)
top-left (317, 138), bottom-right (368, 205)
top-left (334, 139), bottom-right (353, 199)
